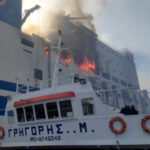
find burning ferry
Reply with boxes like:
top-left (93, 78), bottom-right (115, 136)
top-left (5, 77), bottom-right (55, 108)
top-left (0, 29), bottom-right (150, 150)
top-left (0, 0), bottom-right (150, 149)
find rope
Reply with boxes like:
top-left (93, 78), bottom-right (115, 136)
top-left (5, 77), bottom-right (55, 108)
top-left (116, 140), bottom-right (120, 150)
top-left (116, 135), bottom-right (120, 150)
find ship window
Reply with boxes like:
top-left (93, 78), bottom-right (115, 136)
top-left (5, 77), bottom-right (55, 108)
top-left (82, 98), bottom-right (95, 115)
top-left (46, 102), bottom-right (59, 119)
top-left (59, 100), bottom-right (73, 118)
top-left (7, 110), bottom-right (14, 124)
top-left (25, 106), bottom-right (34, 122)
top-left (16, 108), bottom-right (25, 122)
top-left (21, 38), bottom-right (34, 48)
top-left (34, 104), bottom-right (46, 120)
top-left (34, 69), bottom-right (43, 80)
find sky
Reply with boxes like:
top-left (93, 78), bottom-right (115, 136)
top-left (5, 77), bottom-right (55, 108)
top-left (23, 0), bottom-right (150, 92)
top-left (93, 0), bottom-right (150, 92)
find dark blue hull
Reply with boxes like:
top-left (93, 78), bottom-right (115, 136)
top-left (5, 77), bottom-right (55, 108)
top-left (0, 0), bottom-right (22, 28)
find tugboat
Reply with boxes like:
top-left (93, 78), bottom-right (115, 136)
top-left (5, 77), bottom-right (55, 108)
top-left (0, 32), bottom-right (150, 150)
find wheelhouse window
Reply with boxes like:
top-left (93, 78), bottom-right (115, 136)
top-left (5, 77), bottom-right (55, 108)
top-left (16, 108), bottom-right (25, 122)
top-left (59, 100), bottom-right (73, 118)
top-left (82, 98), bottom-right (95, 115)
top-left (46, 102), bottom-right (59, 119)
top-left (34, 104), bottom-right (46, 120)
top-left (7, 110), bottom-right (14, 124)
top-left (25, 106), bottom-right (34, 121)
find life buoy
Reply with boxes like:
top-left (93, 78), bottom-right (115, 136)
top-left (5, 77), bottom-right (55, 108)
top-left (0, 126), bottom-right (5, 138)
top-left (141, 115), bottom-right (150, 133)
top-left (109, 116), bottom-right (126, 134)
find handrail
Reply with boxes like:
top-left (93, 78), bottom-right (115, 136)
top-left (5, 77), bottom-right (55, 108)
top-left (16, 78), bottom-right (52, 95)
top-left (15, 74), bottom-right (74, 95)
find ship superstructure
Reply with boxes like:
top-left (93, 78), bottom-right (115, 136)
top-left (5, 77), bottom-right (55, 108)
top-left (0, 0), bottom-right (149, 117)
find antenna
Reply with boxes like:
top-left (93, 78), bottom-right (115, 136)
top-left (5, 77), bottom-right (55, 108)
top-left (52, 30), bottom-right (63, 87)
top-left (51, 30), bottom-right (75, 86)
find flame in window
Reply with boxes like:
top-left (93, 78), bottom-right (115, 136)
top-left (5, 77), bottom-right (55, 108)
top-left (78, 56), bottom-right (96, 73)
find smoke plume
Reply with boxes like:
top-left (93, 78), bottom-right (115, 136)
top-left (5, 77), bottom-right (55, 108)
top-left (22, 0), bottom-right (113, 74)
top-left (22, 0), bottom-right (98, 35)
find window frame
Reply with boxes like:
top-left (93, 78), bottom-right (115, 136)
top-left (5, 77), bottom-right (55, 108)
top-left (24, 106), bottom-right (35, 122)
top-left (34, 104), bottom-right (46, 120)
top-left (58, 99), bottom-right (73, 118)
top-left (81, 97), bottom-right (95, 116)
top-left (16, 107), bottom-right (26, 123)
top-left (46, 101), bottom-right (59, 119)
top-left (21, 38), bottom-right (34, 48)
top-left (15, 98), bottom-right (74, 124)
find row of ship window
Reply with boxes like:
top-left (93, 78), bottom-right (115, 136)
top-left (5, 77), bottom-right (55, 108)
top-left (7, 98), bottom-right (95, 123)
top-left (102, 73), bottom-right (133, 88)
top-left (17, 100), bottom-right (73, 122)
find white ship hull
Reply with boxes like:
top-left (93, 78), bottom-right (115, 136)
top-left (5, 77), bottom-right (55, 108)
top-left (0, 83), bottom-right (149, 150)
top-left (1, 115), bottom-right (150, 149)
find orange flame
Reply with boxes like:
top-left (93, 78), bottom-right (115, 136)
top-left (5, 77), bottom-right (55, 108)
top-left (44, 46), bottom-right (49, 55)
top-left (63, 56), bottom-right (71, 63)
top-left (59, 51), bottom-right (71, 64)
top-left (78, 56), bottom-right (96, 73)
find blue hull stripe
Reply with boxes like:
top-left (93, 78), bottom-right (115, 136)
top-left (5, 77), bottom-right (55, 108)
top-left (0, 80), bottom-right (39, 92)
top-left (0, 96), bottom-right (7, 115)
top-left (0, 0), bottom-right (22, 28)
top-left (0, 80), bottom-right (39, 115)
top-left (0, 80), bottom-right (16, 92)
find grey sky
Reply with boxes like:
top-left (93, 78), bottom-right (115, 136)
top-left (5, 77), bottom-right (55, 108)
top-left (94, 0), bottom-right (150, 91)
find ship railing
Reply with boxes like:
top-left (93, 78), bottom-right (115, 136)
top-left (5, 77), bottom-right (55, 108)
top-left (74, 72), bottom-right (143, 111)
top-left (74, 72), bottom-right (150, 113)
top-left (39, 78), bottom-right (52, 89)
top-left (16, 80), bottom-right (39, 95)
top-left (16, 78), bottom-right (52, 95)
top-left (93, 84), bottom-right (142, 110)
top-left (16, 75), bottom-right (74, 95)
